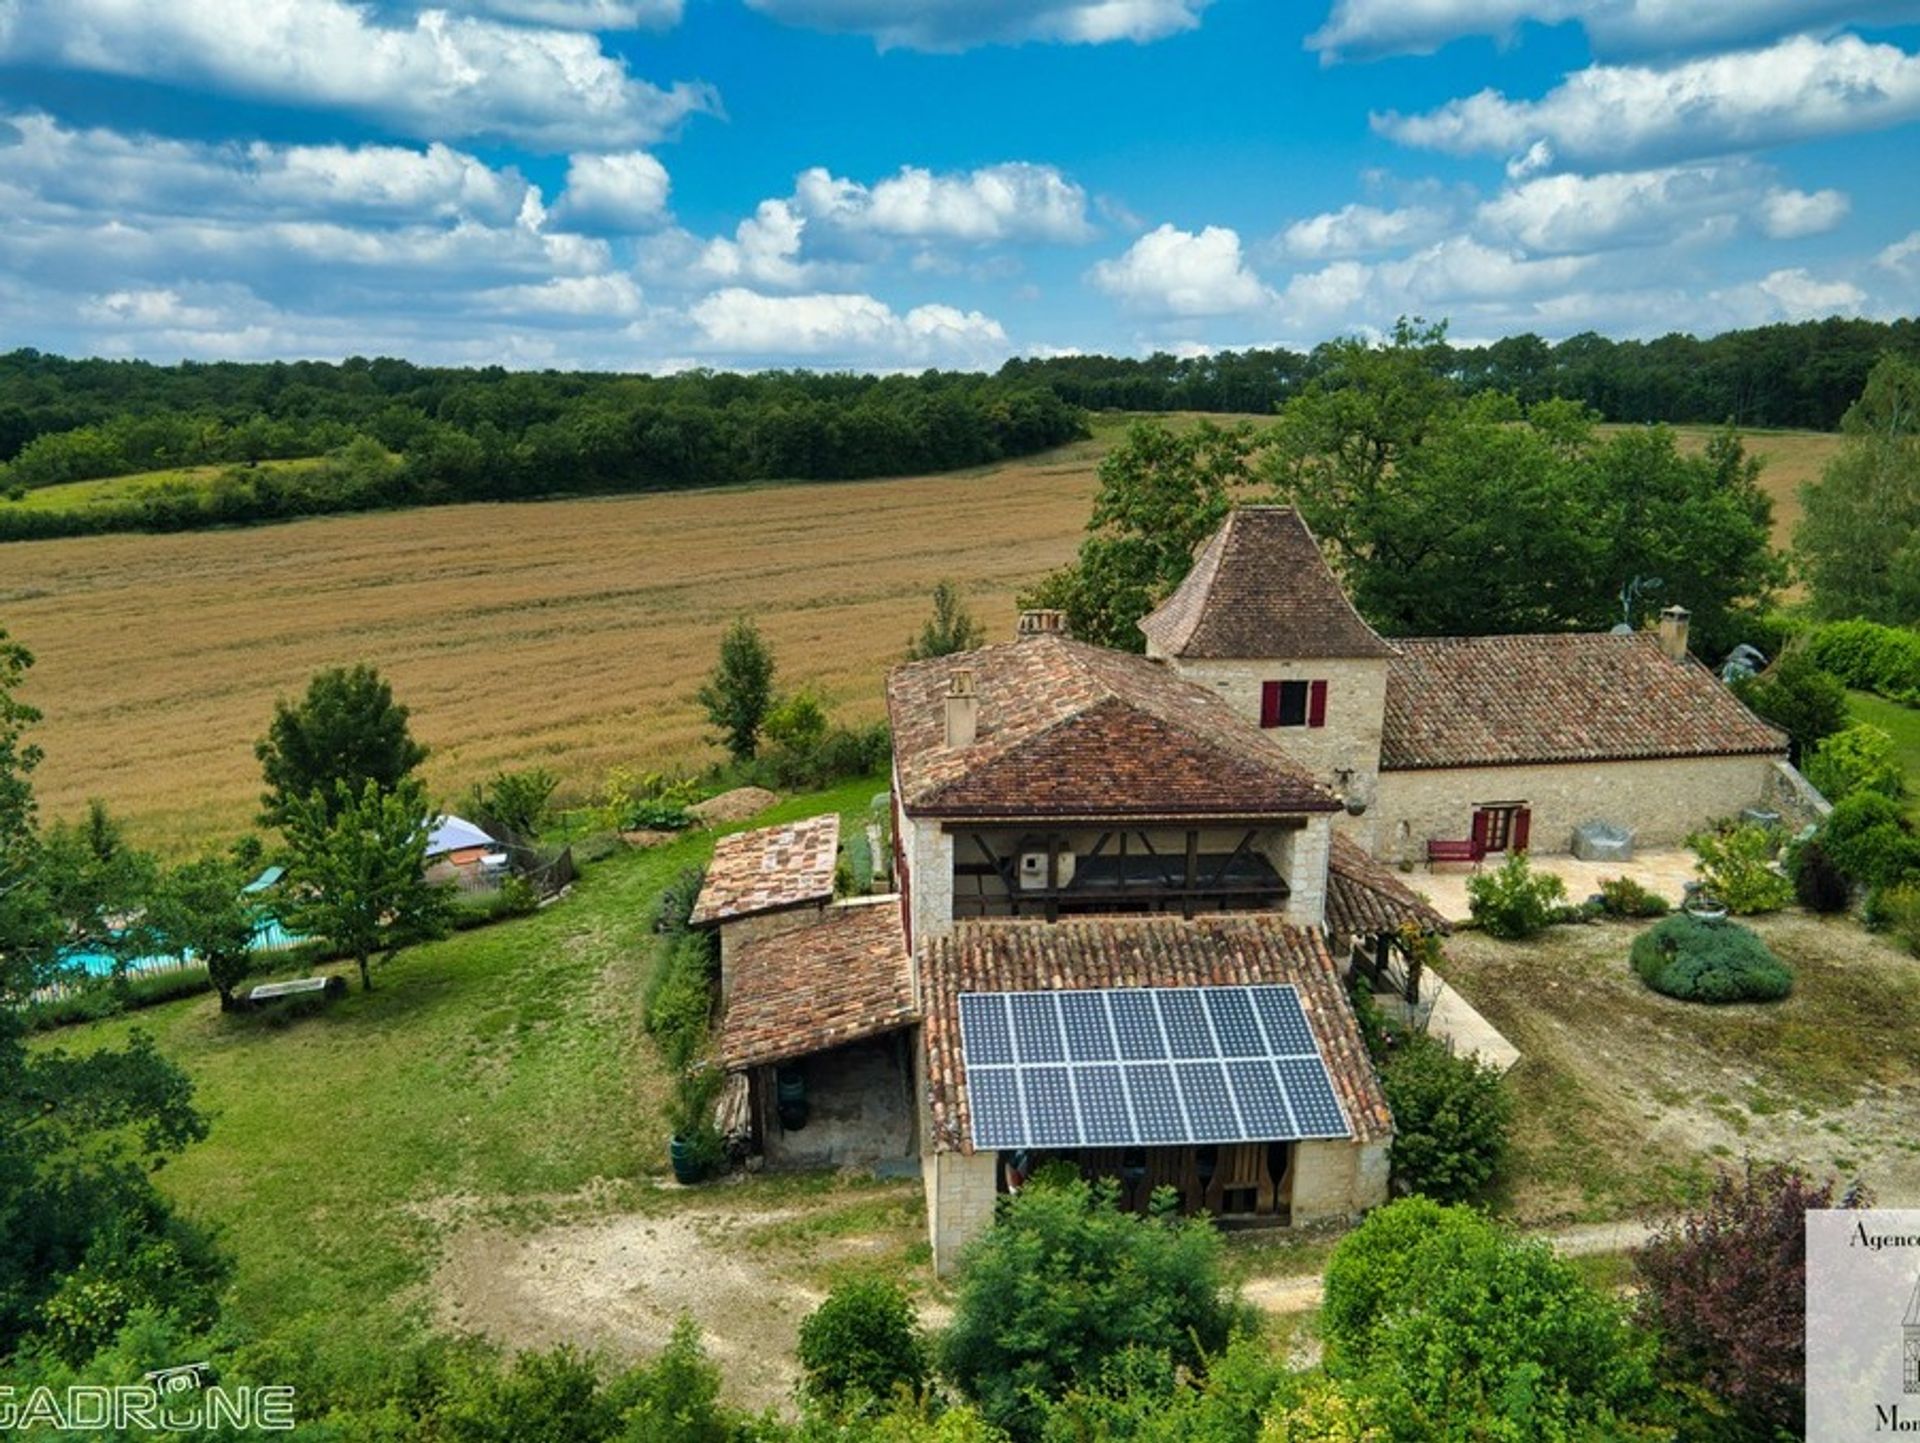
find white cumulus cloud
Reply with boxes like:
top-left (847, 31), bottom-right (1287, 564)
top-left (1376, 34), bottom-right (1920, 171)
top-left (743, 0), bottom-right (1208, 51)
top-left (793, 162), bottom-right (1094, 243)
top-left (0, 0), bottom-right (717, 151)
top-left (1758, 186), bottom-right (1850, 238)
top-left (1757, 266), bottom-right (1865, 314)
top-left (552, 152), bottom-right (672, 231)
top-left (1279, 203), bottom-right (1450, 260)
top-left (696, 200), bottom-right (813, 287)
top-left (1088, 224), bottom-right (1272, 316)
top-left (1309, 0), bottom-right (1920, 62)
top-left (1475, 162), bottom-right (1845, 251)
top-left (462, 0), bottom-right (683, 29)
top-left (688, 287), bottom-right (1008, 364)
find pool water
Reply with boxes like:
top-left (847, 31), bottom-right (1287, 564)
top-left (64, 917), bottom-right (305, 978)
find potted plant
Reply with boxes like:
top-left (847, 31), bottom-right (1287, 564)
top-left (667, 1064), bottom-right (724, 1185)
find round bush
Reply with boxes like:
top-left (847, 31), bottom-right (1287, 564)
top-left (796, 1277), bottom-right (928, 1411)
top-left (1629, 915), bottom-right (1793, 1004)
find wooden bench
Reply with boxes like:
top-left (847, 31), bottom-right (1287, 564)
top-left (1425, 838), bottom-right (1485, 867)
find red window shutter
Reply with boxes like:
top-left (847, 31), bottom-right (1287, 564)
top-left (1512, 807), bottom-right (1532, 853)
top-left (1260, 681), bottom-right (1281, 728)
top-left (1469, 809), bottom-right (1490, 856)
top-left (1308, 679), bottom-right (1328, 728)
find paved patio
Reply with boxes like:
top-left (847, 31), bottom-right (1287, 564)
top-left (1405, 847), bottom-right (1698, 924)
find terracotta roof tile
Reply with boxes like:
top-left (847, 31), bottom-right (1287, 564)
top-left (718, 901), bottom-right (915, 1070)
top-left (1140, 507), bottom-right (1396, 660)
top-left (1326, 833), bottom-right (1450, 938)
top-left (920, 916), bottom-right (1391, 1153)
top-left (887, 635), bottom-right (1340, 819)
top-left (1382, 633), bottom-right (1787, 770)
top-left (689, 814), bottom-right (839, 927)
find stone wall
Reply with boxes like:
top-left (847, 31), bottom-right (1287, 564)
top-left (1291, 1138), bottom-right (1391, 1224)
top-left (926, 1149), bottom-right (999, 1276)
top-left (903, 816), bottom-right (956, 945)
top-left (1370, 752), bottom-right (1783, 863)
top-left (1164, 656), bottom-right (1389, 799)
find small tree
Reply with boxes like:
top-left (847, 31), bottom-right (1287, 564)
top-left (1634, 1163), bottom-right (1870, 1438)
top-left (1730, 646), bottom-right (1847, 764)
top-left (761, 687), bottom-right (830, 755)
top-left (1380, 1033), bottom-right (1511, 1203)
top-left (938, 1173), bottom-right (1242, 1438)
top-left (1465, 851), bottom-right (1567, 939)
top-left (906, 580), bottom-right (986, 659)
top-left (257, 663), bottom-right (428, 829)
top-left (796, 1277), bottom-right (928, 1413)
top-left (151, 853), bottom-right (261, 1011)
top-left (1805, 722), bottom-right (1905, 803)
top-left (694, 618), bottom-right (776, 762)
top-left (282, 777), bottom-right (452, 991)
top-left (466, 767), bottom-right (558, 846)
top-left (1687, 822), bottom-right (1793, 914)
top-left (38, 800), bottom-right (156, 972)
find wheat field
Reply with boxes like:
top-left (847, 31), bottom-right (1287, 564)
top-left (0, 421), bottom-right (1839, 851)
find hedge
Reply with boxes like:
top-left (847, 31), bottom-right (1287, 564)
top-left (1805, 620), bottom-right (1920, 702)
top-left (1629, 914), bottom-right (1793, 1004)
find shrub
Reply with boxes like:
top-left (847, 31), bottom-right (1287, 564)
top-left (1597, 874), bottom-right (1670, 918)
top-left (797, 1278), bottom-right (928, 1413)
top-left (652, 866), bottom-right (707, 936)
top-left (434, 1344), bottom-right (620, 1443)
top-left (1465, 852), bottom-right (1567, 939)
top-left (1805, 723), bottom-right (1905, 803)
top-left (1629, 914), bottom-right (1793, 1003)
top-left (1820, 790), bottom-right (1920, 889)
top-left (645, 931), bottom-right (718, 1071)
top-left (1635, 1164), bottom-right (1871, 1439)
top-left (616, 1317), bottom-right (739, 1443)
top-left (1804, 617), bottom-right (1920, 700)
top-left (1379, 1033), bottom-right (1512, 1203)
top-left (1035, 1336), bottom-right (1293, 1443)
top-left (938, 1174), bottom-right (1243, 1439)
top-left (1320, 1199), bottom-right (1659, 1440)
top-left (1867, 881), bottom-right (1920, 955)
top-left (844, 829), bottom-right (875, 895)
top-left (1789, 839), bottom-right (1850, 913)
top-left (1730, 647), bottom-right (1848, 762)
top-left (1687, 822), bottom-right (1793, 914)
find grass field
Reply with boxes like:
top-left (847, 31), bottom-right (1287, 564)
top-left (5, 455), bottom-right (331, 512)
top-left (40, 777), bottom-right (904, 1402)
top-left (1848, 690), bottom-right (1920, 819)
top-left (0, 417), bottom-right (1839, 852)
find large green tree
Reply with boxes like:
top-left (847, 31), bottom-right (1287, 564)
top-left (1021, 418), bottom-right (1262, 649)
top-left (1264, 323), bottom-right (1781, 654)
top-left (256, 663), bottom-right (428, 829)
top-left (282, 776), bottom-right (452, 991)
top-left (1796, 352), bottom-right (1920, 624)
top-left (38, 799), bottom-right (157, 978)
top-left (694, 617), bottom-right (777, 761)
top-left (150, 852), bottom-right (263, 1011)
top-left (0, 631), bottom-right (217, 1363)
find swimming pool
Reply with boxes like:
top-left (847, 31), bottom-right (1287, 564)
top-left (64, 917), bottom-right (306, 978)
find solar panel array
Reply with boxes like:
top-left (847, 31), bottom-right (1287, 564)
top-left (957, 985), bottom-right (1350, 1152)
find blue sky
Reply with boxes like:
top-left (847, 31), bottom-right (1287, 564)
top-left (2, 0), bottom-right (1918, 370)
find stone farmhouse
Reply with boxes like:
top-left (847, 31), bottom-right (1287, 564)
top-left (691, 504), bottom-right (1800, 1273)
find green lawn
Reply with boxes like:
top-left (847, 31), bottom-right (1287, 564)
top-left (1848, 690), bottom-right (1920, 820)
top-left (5, 456), bottom-right (330, 513)
top-left (36, 775), bottom-right (886, 1382)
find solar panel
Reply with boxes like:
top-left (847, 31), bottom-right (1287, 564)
top-left (1059, 992), bottom-right (1116, 1062)
top-left (957, 984), bottom-right (1351, 1152)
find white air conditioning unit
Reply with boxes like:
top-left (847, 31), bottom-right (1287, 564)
top-left (1018, 851), bottom-right (1075, 890)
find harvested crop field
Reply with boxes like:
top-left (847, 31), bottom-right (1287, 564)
top-left (1, 443), bottom-right (1109, 849)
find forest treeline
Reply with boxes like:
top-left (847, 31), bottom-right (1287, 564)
top-left (0, 361), bottom-right (1086, 539)
top-left (1002, 314), bottom-right (1920, 428)
top-left (1, 312), bottom-right (1914, 540)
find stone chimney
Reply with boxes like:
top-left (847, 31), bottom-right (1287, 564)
top-left (1657, 605), bottom-right (1691, 661)
top-left (945, 669), bottom-right (978, 748)
top-left (1016, 609), bottom-right (1067, 640)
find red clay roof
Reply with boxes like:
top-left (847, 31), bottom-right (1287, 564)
top-left (919, 915), bottom-right (1391, 1154)
top-left (1326, 833), bottom-right (1450, 938)
top-left (1140, 507), bottom-right (1396, 661)
top-left (718, 901), bottom-right (915, 1070)
top-left (689, 814), bottom-right (840, 927)
top-left (887, 634), bottom-right (1340, 819)
top-left (1382, 632), bottom-right (1788, 771)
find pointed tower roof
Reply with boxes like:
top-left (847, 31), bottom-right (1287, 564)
top-left (1139, 506), bottom-right (1395, 661)
top-left (1905, 1270), bottom-right (1920, 1328)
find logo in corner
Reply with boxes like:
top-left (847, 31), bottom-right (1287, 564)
top-left (141, 1363), bottom-right (211, 1395)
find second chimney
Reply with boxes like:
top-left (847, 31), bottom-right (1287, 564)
top-left (1657, 605), bottom-right (1691, 661)
top-left (1016, 609), bottom-right (1067, 640)
top-left (945, 668), bottom-right (978, 748)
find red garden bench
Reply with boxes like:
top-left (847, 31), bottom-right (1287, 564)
top-left (1425, 838), bottom-right (1485, 867)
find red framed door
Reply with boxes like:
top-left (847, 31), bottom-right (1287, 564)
top-left (1472, 804), bottom-right (1532, 854)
